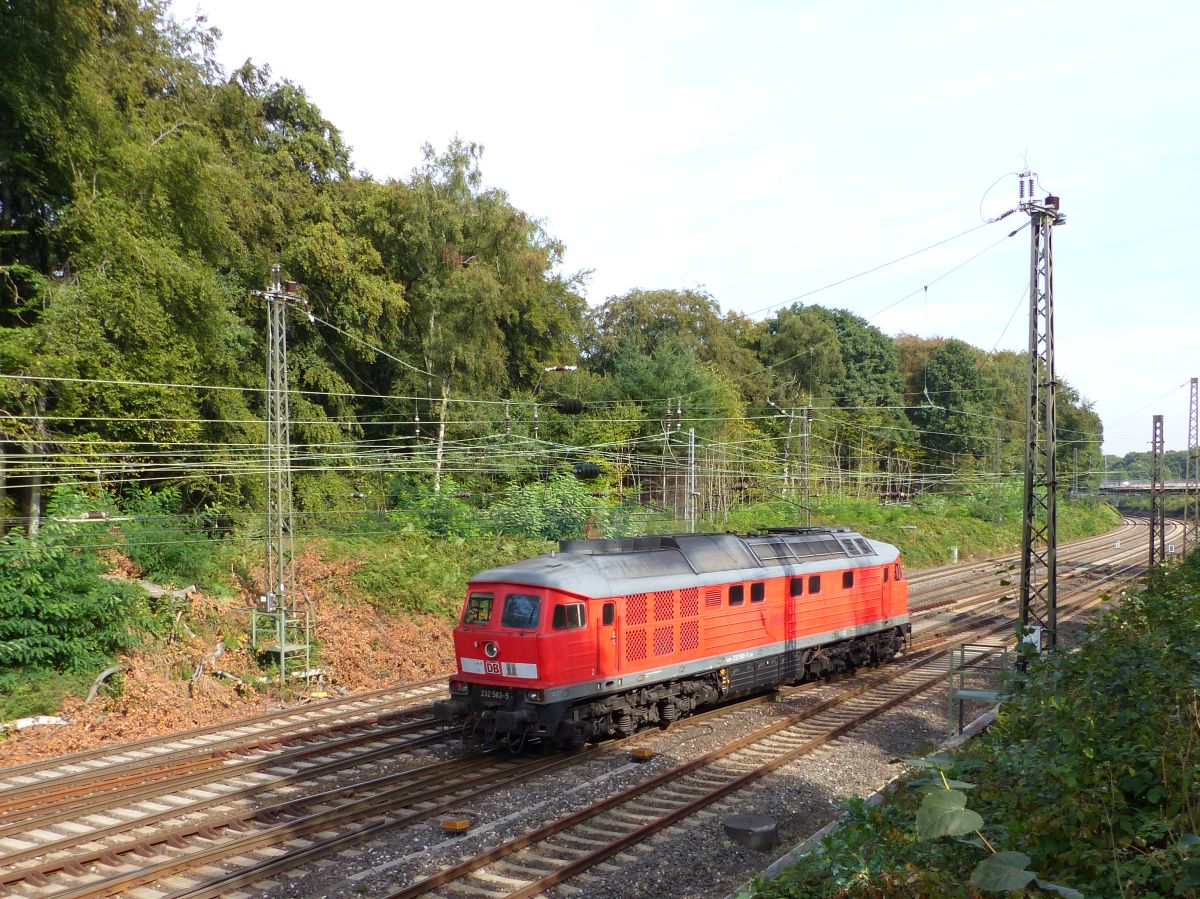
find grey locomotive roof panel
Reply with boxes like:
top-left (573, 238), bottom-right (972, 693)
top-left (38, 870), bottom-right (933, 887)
top-left (471, 528), bottom-right (900, 599)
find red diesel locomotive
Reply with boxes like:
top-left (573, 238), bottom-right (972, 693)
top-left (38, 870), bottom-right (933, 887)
top-left (434, 526), bottom-right (910, 750)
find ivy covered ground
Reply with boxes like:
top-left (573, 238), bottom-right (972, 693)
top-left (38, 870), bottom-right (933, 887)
top-left (748, 552), bottom-right (1200, 899)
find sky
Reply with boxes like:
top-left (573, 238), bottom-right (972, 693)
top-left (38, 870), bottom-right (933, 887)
top-left (170, 0), bottom-right (1200, 455)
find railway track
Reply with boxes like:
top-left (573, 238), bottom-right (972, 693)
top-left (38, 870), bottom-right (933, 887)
top-left (0, 677), bottom-right (448, 793)
top-left (0, 519), bottom-right (1167, 898)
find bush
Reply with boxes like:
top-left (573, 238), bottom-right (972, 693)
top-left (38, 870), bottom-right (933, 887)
top-left (322, 531), bottom-right (551, 618)
top-left (388, 476), bottom-right (480, 537)
top-left (120, 487), bottom-right (221, 585)
top-left (490, 471), bottom-right (604, 541)
top-left (0, 491), bottom-right (159, 684)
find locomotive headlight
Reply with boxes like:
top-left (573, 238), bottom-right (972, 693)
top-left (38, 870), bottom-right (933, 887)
top-left (526, 689), bottom-right (545, 702)
top-left (449, 679), bottom-right (469, 695)
top-left (484, 641), bottom-right (499, 658)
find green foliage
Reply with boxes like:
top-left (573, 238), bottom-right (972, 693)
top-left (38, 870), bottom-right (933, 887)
top-left (968, 852), bottom-right (1037, 892)
top-left (387, 476), bottom-right (481, 538)
top-left (720, 493), bottom-right (1119, 571)
top-left (962, 555), bottom-right (1200, 897)
top-left (0, 667), bottom-right (99, 722)
top-left (0, 490), bottom-right (159, 682)
top-left (908, 339), bottom-right (994, 466)
top-left (749, 796), bottom-right (982, 898)
top-left (587, 287), bottom-right (756, 380)
top-left (323, 532), bottom-right (550, 618)
top-left (490, 471), bottom-right (605, 541)
top-left (120, 487), bottom-right (220, 586)
top-left (1105, 449), bottom-right (1190, 483)
top-left (915, 789), bottom-right (983, 839)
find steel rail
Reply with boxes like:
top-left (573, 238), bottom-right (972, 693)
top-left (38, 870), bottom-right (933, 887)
top-left (0, 716), bottom-right (443, 865)
top-left (0, 707), bottom-right (438, 824)
top-left (39, 694), bottom-right (779, 899)
top-left (0, 676), bottom-right (447, 782)
top-left (1, 751), bottom-right (509, 887)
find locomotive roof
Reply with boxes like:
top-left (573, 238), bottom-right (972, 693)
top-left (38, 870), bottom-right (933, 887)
top-left (469, 527), bottom-right (901, 598)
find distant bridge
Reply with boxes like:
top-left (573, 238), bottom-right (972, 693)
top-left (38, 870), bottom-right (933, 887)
top-left (1099, 481), bottom-right (1195, 495)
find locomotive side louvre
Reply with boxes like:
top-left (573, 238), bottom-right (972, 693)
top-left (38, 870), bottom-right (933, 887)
top-left (435, 527), bottom-right (910, 749)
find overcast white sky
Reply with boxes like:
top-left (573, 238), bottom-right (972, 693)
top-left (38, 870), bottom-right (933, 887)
top-left (171, 0), bottom-right (1200, 456)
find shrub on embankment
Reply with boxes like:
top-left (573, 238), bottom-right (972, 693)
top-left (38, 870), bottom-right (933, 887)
top-left (0, 492), bottom-right (163, 720)
top-left (319, 492), bottom-right (1120, 618)
top-left (750, 553), bottom-right (1200, 898)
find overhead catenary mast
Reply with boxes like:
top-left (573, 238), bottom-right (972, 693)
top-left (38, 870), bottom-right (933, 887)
top-left (1149, 414), bottom-right (1166, 566)
top-left (1186, 377), bottom-right (1198, 555)
top-left (1017, 172), bottom-right (1065, 651)
top-left (251, 264), bottom-right (314, 683)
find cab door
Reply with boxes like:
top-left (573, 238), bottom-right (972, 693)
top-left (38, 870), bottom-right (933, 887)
top-left (881, 563), bottom-right (894, 618)
top-left (597, 600), bottom-right (620, 675)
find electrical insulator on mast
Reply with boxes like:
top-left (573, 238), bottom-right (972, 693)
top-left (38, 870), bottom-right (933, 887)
top-left (675, 399), bottom-right (683, 433)
top-left (1018, 169), bottom-right (1037, 208)
top-left (414, 411), bottom-right (421, 438)
top-left (504, 401), bottom-right (511, 435)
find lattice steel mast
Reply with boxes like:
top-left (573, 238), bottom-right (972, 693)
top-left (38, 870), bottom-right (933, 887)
top-left (1186, 377), bottom-right (1199, 555)
top-left (800, 407), bottom-right (811, 527)
top-left (251, 265), bottom-right (313, 682)
top-left (1150, 414), bottom-right (1166, 566)
top-left (1018, 174), bottom-right (1065, 650)
top-left (265, 265), bottom-right (295, 612)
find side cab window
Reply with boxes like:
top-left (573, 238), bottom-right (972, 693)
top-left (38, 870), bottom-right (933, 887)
top-left (552, 602), bottom-right (587, 630)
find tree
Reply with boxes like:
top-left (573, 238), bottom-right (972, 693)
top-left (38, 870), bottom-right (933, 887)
top-left (358, 140), bottom-right (585, 489)
top-left (809, 307), bottom-right (904, 408)
top-left (757, 304), bottom-right (844, 402)
top-left (908, 339), bottom-right (994, 471)
top-left (586, 288), bottom-right (757, 381)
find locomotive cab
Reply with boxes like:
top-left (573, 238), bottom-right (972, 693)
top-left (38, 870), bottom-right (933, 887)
top-left (434, 581), bottom-right (599, 749)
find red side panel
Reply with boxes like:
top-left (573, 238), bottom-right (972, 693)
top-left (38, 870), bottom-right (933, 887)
top-left (615, 564), bottom-right (899, 678)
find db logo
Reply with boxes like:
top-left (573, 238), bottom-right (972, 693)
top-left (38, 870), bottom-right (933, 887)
top-left (484, 660), bottom-right (501, 675)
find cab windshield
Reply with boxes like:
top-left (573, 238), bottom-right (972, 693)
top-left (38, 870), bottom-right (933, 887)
top-left (501, 593), bottom-right (541, 629)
